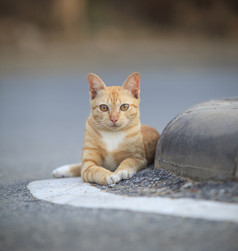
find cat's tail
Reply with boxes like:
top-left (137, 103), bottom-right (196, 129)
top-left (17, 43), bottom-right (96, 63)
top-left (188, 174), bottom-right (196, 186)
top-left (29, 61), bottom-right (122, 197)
top-left (52, 163), bottom-right (82, 178)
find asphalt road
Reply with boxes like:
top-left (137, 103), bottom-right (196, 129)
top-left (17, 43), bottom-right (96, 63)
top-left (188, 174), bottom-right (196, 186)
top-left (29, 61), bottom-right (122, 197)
top-left (0, 38), bottom-right (238, 251)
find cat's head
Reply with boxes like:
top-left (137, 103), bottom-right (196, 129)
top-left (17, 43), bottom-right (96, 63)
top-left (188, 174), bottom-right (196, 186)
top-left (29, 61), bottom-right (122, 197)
top-left (88, 72), bottom-right (141, 131)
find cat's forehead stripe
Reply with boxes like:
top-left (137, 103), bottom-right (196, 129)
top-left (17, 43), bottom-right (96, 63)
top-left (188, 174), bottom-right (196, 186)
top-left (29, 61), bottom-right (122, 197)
top-left (106, 86), bottom-right (132, 105)
top-left (108, 86), bottom-right (120, 104)
top-left (93, 85), bottom-right (138, 108)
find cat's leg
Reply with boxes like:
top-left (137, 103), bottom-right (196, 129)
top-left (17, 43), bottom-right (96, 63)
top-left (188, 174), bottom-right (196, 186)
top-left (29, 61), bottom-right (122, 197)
top-left (81, 161), bottom-right (114, 185)
top-left (110, 157), bottom-right (147, 183)
top-left (52, 163), bottom-right (82, 178)
top-left (81, 150), bottom-right (115, 185)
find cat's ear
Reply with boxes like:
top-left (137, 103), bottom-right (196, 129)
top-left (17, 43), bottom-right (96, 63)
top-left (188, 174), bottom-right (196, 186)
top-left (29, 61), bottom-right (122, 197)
top-left (122, 72), bottom-right (140, 99)
top-left (88, 73), bottom-right (106, 99)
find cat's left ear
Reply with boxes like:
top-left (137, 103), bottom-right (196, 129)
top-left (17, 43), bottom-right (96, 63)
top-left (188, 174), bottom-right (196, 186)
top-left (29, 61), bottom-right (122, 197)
top-left (88, 73), bottom-right (106, 99)
top-left (122, 72), bottom-right (140, 99)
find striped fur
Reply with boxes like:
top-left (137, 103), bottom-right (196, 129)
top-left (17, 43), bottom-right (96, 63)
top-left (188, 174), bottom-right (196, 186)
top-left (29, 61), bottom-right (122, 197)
top-left (52, 72), bottom-right (160, 185)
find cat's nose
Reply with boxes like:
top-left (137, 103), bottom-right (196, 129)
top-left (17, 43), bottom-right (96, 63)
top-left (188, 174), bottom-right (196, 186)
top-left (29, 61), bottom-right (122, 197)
top-left (110, 117), bottom-right (118, 124)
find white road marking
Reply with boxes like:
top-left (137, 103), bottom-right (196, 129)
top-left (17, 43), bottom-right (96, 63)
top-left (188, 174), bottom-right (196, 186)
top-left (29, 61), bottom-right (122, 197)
top-left (27, 178), bottom-right (238, 223)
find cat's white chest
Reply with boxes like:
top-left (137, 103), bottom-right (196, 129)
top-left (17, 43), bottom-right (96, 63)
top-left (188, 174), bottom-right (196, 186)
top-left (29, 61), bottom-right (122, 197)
top-left (100, 131), bottom-right (125, 152)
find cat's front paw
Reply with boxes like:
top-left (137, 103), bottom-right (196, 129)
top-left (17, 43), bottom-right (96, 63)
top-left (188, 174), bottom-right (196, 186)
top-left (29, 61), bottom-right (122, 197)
top-left (105, 170), bottom-right (135, 185)
top-left (117, 170), bottom-right (135, 179)
top-left (106, 173), bottom-right (121, 185)
top-left (52, 165), bottom-right (73, 178)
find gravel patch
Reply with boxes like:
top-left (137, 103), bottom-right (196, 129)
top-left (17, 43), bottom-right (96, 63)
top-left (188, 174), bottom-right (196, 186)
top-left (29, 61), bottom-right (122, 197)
top-left (93, 166), bottom-right (238, 203)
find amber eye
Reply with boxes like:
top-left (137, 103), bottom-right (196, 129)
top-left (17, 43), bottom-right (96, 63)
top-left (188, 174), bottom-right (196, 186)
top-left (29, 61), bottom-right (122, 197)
top-left (120, 104), bottom-right (129, 111)
top-left (99, 104), bottom-right (109, 112)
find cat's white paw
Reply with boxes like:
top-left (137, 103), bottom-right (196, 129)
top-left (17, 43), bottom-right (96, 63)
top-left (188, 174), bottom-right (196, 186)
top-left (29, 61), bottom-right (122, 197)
top-left (117, 170), bottom-right (135, 179)
top-left (52, 165), bottom-right (73, 178)
top-left (106, 173), bottom-right (121, 185)
top-left (105, 170), bottom-right (136, 185)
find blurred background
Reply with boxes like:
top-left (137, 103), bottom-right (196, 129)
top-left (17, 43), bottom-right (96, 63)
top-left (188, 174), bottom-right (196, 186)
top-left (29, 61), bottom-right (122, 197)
top-left (1, 0), bottom-right (238, 42)
top-left (0, 0), bottom-right (238, 183)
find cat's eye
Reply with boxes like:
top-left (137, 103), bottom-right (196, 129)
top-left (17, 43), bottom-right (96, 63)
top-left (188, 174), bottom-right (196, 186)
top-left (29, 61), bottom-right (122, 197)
top-left (120, 104), bottom-right (129, 111)
top-left (99, 104), bottom-right (109, 112)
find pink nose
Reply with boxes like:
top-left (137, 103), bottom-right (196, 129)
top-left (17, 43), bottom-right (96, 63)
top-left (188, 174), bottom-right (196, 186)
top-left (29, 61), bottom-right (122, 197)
top-left (110, 117), bottom-right (118, 124)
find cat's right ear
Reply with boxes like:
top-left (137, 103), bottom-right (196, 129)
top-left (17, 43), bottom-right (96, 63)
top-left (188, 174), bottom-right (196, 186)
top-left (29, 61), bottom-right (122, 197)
top-left (88, 73), bottom-right (106, 99)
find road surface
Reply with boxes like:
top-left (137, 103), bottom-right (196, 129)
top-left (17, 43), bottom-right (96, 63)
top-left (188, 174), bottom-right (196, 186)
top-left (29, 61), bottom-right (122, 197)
top-left (1, 38), bottom-right (238, 251)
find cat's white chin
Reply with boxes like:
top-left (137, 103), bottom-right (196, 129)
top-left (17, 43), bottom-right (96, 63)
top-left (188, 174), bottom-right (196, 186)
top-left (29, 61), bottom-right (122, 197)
top-left (109, 122), bottom-right (129, 130)
top-left (106, 124), bottom-right (123, 131)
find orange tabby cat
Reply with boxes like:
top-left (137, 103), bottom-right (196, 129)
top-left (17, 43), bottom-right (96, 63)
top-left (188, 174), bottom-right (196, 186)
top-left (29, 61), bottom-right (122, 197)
top-left (52, 72), bottom-right (159, 185)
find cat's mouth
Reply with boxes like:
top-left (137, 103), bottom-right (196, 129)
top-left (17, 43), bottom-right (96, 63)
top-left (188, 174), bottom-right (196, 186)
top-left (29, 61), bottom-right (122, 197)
top-left (109, 122), bottom-right (121, 128)
top-left (111, 124), bottom-right (119, 127)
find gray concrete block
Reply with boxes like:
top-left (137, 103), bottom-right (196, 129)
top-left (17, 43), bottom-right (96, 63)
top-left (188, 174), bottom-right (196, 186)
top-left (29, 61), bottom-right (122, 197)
top-left (155, 98), bottom-right (238, 181)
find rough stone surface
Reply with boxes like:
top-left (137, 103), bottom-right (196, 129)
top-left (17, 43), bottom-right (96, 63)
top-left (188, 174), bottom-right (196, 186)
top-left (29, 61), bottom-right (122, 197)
top-left (95, 166), bottom-right (238, 203)
top-left (155, 98), bottom-right (238, 181)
